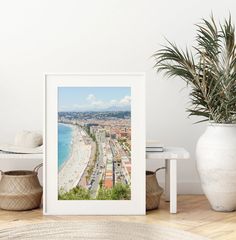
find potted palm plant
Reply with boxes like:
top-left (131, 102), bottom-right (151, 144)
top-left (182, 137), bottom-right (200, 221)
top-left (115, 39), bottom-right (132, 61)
top-left (153, 15), bottom-right (236, 211)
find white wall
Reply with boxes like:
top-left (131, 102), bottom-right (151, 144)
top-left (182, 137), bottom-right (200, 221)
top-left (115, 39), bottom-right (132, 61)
top-left (0, 0), bottom-right (235, 193)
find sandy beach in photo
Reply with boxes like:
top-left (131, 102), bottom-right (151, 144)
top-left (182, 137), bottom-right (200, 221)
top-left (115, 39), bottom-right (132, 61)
top-left (58, 125), bottom-right (91, 193)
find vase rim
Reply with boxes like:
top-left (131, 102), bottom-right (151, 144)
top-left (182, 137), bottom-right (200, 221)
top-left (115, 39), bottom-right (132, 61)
top-left (208, 121), bottom-right (236, 127)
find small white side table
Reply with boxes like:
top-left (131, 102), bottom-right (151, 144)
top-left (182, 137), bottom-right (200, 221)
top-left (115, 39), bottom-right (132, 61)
top-left (0, 152), bottom-right (43, 181)
top-left (146, 147), bottom-right (190, 213)
top-left (0, 152), bottom-right (43, 160)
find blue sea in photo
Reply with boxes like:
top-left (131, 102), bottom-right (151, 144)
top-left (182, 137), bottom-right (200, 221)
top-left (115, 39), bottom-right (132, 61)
top-left (58, 123), bottom-right (73, 169)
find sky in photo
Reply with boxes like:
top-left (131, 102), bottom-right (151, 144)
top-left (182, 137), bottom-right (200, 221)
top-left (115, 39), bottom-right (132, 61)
top-left (58, 87), bottom-right (131, 111)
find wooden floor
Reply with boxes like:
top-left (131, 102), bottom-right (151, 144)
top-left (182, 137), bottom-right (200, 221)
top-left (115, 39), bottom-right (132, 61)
top-left (0, 195), bottom-right (236, 240)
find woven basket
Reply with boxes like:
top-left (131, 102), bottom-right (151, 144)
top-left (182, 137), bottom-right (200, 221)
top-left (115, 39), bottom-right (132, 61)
top-left (0, 164), bottom-right (43, 211)
top-left (146, 168), bottom-right (165, 211)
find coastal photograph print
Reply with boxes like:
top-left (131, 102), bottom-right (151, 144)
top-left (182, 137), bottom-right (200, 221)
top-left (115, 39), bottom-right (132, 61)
top-left (58, 87), bottom-right (131, 200)
top-left (44, 74), bottom-right (145, 215)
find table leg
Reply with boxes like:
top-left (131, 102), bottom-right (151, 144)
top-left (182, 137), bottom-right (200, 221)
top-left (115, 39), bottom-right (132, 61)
top-left (165, 159), bottom-right (170, 202)
top-left (170, 159), bottom-right (177, 213)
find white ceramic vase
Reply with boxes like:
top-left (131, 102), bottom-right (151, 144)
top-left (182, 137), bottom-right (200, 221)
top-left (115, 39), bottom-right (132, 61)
top-left (196, 123), bottom-right (236, 212)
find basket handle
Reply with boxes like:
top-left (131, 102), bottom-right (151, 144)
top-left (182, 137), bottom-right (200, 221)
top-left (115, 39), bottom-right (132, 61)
top-left (154, 167), bottom-right (166, 173)
top-left (33, 163), bottom-right (43, 173)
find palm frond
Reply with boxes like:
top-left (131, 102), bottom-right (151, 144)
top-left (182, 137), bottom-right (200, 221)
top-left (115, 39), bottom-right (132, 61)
top-left (153, 14), bottom-right (236, 124)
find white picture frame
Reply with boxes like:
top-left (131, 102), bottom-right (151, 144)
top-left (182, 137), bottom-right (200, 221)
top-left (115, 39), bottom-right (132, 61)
top-left (44, 73), bottom-right (145, 215)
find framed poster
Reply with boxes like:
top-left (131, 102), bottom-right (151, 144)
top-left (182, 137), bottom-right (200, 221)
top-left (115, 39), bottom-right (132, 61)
top-left (44, 73), bottom-right (145, 215)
